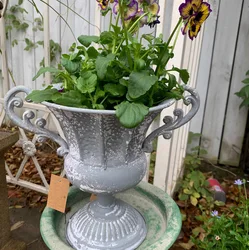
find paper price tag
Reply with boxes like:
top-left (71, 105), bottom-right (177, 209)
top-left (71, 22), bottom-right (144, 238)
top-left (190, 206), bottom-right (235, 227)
top-left (47, 174), bottom-right (70, 213)
top-left (90, 194), bottom-right (97, 201)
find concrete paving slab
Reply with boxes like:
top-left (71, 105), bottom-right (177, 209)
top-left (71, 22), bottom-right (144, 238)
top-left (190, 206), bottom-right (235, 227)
top-left (9, 206), bottom-right (48, 250)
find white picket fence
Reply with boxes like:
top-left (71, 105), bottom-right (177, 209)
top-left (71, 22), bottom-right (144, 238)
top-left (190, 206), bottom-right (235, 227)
top-left (1, 0), bottom-right (247, 196)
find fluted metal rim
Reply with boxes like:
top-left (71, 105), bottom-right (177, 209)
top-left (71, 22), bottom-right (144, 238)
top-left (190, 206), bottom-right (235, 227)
top-left (43, 98), bottom-right (175, 115)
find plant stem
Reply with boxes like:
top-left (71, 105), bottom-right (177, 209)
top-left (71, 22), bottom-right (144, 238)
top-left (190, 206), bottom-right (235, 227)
top-left (171, 20), bottom-right (182, 53)
top-left (28, 0), bottom-right (44, 22)
top-left (39, 0), bottom-right (77, 42)
top-left (244, 182), bottom-right (248, 200)
top-left (166, 17), bottom-right (183, 47)
top-left (112, 13), bottom-right (120, 53)
top-left (140, 49), bottom-right (151, 59)
top-left (119, 1), bottom-right (133, 67)
top-left (100, 95), bottom-right (109, 105)
top-left (155, 18), bottom-right (183, 76)
top-left (203, 159), bottom-right (237, 177)
top-left (54, 0), bottom-right (101, 33)
top-left (113, 11), bottom-right (146, 55)
top-left (109, 11), bottom-right (113, 32)
top-left (89, 93), bottom-right (95, 106)
top-left (127, 12), bottom-right (148, 33)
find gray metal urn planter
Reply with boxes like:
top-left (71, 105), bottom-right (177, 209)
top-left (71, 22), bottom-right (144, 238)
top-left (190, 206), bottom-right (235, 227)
top-left (4, 85), bottom-right (199, 250)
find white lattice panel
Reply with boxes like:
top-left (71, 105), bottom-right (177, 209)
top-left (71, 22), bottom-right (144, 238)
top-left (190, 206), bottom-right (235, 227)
top-left (0, 98), bottom-right (65, 194)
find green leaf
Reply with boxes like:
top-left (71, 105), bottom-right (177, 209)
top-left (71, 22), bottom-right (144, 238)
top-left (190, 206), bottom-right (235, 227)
top-left (190, 196), bottom-right (198, 206)
top-left (192, 227), bottom-right (203, 237)
top-left (26, 88), bottom-right (58, 103)
top-left (104, 83), bottom-right (126, 97)
top-left (32, 67), bottom-right (61, 81)
top-left (128, 72), bottom-right (158, 99)
top-left (100, 31), bottom-right (115, 44)
top-left (135, 59), bottom-right (146, 71)
top-left (246, 70), bottom-right (249, 76)
top-left (193, 192), bottom-right (201, 198)
top-left (18, 0), bottom-right (24, 5)
top-left (78, 35), bottom-right (99, 47)
top-left (115, 102), bottom-right (149, 128)
top-left (61, 58), bottom-right (80, 74)
top-left (242, 78), bottom-right (249, 84)
top-left (111, 24), bottom-right (121, 35)
top-left (119, 78), bottom-right (128, 87)
top-left (94, 88), bottom-right (105, 103)
top-left (100, 7), bottom-right (111, 16)
top-left (11, 39), bottom-right (18, 47)
top-left (93, 104), bottom-right (105, 109)
top-left (183, 188), bottom-right (192, 195)
top-left (52, 90), bottom-right (84, 107)
top-left (155, 46), bottom-right (173, 76)
top-left (37, 40), bottom-right (44, 46)
top-left (95, 54), bottom-right (115, 80)
top-left (76, 72), bottom-right (97, 94)
top-left (178, 193), bottom-right (188, 201)
top-left (168, 73), bottom-right (178, 90)
top-left (239, 99), bottom-right (249, 108)
top-left (24, 38), bottom-right (35, 51)
top-left (238, 85), bottom-right (249, 98)
top-left (172, 67), bottom-right (190, 84)
top-left (87, 46), bottom-right (99, 59)
top-left (141, 34), bottom-right (154, 44)
top-left (19, 22), bottom-right (29, 31)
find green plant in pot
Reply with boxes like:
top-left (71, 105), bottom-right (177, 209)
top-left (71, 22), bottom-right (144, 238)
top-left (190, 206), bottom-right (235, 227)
top-left (4, 0), bottom-right (212, 249)
top-left (26, 0), bottom-right (212, 128)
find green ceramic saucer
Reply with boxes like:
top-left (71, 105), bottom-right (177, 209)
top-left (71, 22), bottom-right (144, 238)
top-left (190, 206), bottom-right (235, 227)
top-left (40, 181), bottom-right (181, 250)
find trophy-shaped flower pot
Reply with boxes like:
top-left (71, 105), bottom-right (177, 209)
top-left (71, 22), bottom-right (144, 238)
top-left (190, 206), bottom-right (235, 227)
top-left (4, 85), bottom-right (199, 250)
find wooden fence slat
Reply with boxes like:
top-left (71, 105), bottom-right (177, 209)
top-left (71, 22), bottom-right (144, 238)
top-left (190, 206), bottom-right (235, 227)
top-left (200, 0), bottom-right (243, 162)
top-left (23, 1), bottom-right (36, 90)
top-left (60, 0), bottom-right (76, 52)
top-left (33, 0), bottom-right (45, 90)
top-left (74, 0), bottom-right (90, 38)
top-left (154, 0), bottom-right (186, 194)
top-left (9, 0), bottom-right (24, 87)
top-left (188, 0), bottom-right (220, 148)
top-left (49, 0), bottom-right (61, 45)
top-left (0, 16), bottom-right (10, 95)
top-left (219, 0), bottom-right (249, 166)
top-left (89, 1), bottom-right (97, 36)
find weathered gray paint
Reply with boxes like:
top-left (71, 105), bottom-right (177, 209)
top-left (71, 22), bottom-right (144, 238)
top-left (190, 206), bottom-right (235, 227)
top-left (4, 86), bottom-right (199, 249)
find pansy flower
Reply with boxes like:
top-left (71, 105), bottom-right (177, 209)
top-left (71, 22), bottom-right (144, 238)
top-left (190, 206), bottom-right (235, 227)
top-left (146, 0), bottom-right (160, 16)
top-left (148, 16), bottom-right (160, 28)
top-left (182, 15), bottom-right (201, 40)
top-left (97, 0), bottom-right (114, 10)
top-left (179, 0), bottom-right (212, 40)
top-left (136, 9), bottom-right (148, 27)
top-left (140, 0), bottom-right (160, 28)
top-left (113, 0), bottom-right (139, 20)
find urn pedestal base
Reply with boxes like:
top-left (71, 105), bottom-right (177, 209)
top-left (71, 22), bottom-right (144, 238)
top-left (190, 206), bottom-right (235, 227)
top-left (40, 182), bottom-right (182, 250)
top-left (66, 196), bottom-right (147, 250)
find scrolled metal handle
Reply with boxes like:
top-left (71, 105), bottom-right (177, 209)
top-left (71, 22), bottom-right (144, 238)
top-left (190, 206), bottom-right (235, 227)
top-left (142, 85), bottom-right (200, 153)
top-left (4, 86), bottom-right (69, 156)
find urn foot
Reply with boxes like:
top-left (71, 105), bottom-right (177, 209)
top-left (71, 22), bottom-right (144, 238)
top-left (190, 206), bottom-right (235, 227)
top-left (66, 195), bottom-right (147, 250)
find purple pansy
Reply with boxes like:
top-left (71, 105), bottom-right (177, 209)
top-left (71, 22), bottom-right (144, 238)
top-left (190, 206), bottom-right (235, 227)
top-left (113, 0), bottom-right (139, 20)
